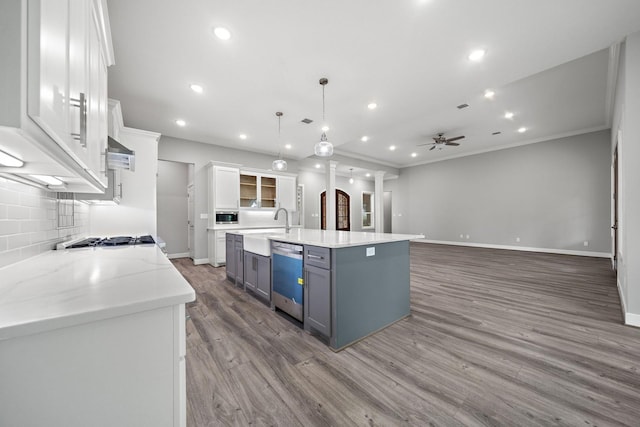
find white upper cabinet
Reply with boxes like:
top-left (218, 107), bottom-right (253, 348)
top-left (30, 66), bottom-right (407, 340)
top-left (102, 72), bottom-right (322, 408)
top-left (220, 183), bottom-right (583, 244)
top-left (213, 165), bottom-right (240, 210)
top-left (0, 0), bottom-right (113, 192)
top-left (27, 0), bottom-right (71, 148)
top-left (277, 175), bottom-right (297, 212)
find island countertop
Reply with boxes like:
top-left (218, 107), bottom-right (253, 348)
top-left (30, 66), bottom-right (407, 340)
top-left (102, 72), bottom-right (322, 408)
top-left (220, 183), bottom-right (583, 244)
top-left (264, 229), bottom-right (424, 248)
top-left (0, 245), bottom-right (195, 341)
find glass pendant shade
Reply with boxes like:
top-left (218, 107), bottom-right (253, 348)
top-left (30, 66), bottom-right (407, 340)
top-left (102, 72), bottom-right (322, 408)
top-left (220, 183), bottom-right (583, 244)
top-left (314, 132), bottom-right (333, 157)
top-left (272, 159), bottom-right (287, 171)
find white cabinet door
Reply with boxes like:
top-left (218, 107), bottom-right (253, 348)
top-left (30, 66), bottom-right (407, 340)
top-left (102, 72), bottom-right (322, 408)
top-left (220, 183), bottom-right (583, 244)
top-left (215, 231), bottom-right (226, 265)
top-left (87, 4), bottom-right (109, 187)
top-left (27, 0), bottom-right (70, 147)
top-left (26, 0), bottom-right (107, 188)
top-left (277, 176), bottom-right (297, 211)
top-left (214, 166), bottom-right (240, 210)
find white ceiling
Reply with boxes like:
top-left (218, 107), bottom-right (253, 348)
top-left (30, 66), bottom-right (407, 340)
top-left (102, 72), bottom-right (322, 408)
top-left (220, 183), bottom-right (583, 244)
top-left (106, 0), bottom-right (640, 177)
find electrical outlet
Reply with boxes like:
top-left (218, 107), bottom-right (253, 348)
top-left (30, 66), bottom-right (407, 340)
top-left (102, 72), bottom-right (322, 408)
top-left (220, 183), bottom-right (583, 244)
top-left (583, 241), bottom-right (589, 246)
top-left (459, 234), bottom-right (464, 239)
top-left (466, 234), bottom-right (470, 239)
top-left (516, 237), bottom-right (520, 242)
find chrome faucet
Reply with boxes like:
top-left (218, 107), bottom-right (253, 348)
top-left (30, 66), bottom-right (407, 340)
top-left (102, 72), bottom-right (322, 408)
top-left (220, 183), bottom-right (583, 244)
top-left (274, 207), bottom-right (290, 233)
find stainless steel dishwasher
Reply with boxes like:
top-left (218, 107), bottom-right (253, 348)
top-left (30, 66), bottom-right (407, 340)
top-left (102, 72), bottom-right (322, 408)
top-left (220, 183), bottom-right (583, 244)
top-left (271, 241), bottom-right (304, 322)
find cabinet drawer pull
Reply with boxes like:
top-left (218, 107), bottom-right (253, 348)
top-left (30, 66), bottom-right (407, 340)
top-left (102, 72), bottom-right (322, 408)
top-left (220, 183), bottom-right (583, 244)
top-left (69, 93), bottom-right (87, 148)
top-left (308, 254), bottom-right (323, 260)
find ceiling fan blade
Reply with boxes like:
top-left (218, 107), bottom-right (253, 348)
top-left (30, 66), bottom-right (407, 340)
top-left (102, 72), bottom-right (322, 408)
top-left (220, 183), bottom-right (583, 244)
top-left (417, 143), bottom-right (433, 147)
top-left (445, 142), bottom-right (460, 146)
top-left (445, 135), bottom-right (465, 142)
top-left (429, 145), bottom-right (436, 151)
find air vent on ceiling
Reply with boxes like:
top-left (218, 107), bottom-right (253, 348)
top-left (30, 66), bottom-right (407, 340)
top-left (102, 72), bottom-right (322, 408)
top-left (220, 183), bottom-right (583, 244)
top-left (301, 118), bottom-right (313, 124)
top-left (492, 131), bottom-right (502, 135)
top-left (456, 103), bottom-right (469, 109)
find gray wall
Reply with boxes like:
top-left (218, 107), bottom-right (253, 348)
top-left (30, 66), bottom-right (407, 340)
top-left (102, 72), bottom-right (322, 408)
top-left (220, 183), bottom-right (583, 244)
top-left (158, 136), bottom-right (302, 262)
top-left (612, 31), bottom-right (640, 322)
top-left (157, 160), bottom-right (189, 256)
top-left (386, 129), bottom-right (611, 253)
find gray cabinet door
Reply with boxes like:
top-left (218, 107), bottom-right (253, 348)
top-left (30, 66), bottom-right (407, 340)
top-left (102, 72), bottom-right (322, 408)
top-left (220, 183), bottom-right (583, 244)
top-left (255, 255), bottom-right (271, 301)
top-left (304, 264), bottom-right (331, 337)
top-left (244, 252), bottom-right (258, 292)
top-left (225, 234), bottom-right (235, 281)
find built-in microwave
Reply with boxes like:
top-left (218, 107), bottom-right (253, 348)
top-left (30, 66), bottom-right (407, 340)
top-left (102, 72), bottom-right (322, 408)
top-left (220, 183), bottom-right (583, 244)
top-left (215, 211), bottom-right (239, 224)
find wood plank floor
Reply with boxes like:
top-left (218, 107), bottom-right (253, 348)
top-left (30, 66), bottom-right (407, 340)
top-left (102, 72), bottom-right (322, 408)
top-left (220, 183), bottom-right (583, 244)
top-left (172, 243), bottom-right (640, 426)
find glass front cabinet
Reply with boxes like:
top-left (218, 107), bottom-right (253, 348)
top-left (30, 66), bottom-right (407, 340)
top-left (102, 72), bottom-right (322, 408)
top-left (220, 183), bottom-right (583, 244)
top-left (240, 172), bottom-right (277, 209)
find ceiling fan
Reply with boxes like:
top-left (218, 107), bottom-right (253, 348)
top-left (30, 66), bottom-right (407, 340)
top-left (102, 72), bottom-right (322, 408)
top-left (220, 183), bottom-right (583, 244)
top-left (419, 133), bottom-right (465, 151)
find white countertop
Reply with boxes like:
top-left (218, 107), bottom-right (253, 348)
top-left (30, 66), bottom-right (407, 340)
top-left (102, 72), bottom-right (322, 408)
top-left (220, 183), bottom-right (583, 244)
top-left (238, 229), bottom-right (424, 248)
top-left (0, 245), bottom-right (195, 340)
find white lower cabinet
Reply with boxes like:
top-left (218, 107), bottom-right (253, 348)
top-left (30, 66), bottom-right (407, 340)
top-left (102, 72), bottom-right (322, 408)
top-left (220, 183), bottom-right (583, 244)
top-left (0, 304), bottom-right (188, 427)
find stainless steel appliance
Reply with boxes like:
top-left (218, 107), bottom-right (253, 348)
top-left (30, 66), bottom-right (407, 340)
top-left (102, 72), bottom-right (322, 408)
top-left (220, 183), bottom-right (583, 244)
top-left (271, 241), bottom-right (304, 321)
top-left (215, 211), bottom-right (239, 224)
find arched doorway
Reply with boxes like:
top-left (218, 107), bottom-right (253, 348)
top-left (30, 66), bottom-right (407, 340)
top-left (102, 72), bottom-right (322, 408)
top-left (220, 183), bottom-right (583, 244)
top-left (320, 189), bottom-right (350, 231)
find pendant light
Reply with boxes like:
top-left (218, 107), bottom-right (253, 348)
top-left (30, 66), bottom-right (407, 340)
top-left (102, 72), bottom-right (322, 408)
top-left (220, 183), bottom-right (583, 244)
top-left (349, 168), bottom-right (354, 184)
top-left (314, 77), bottom-right (334, 157)
top-left (272, 112), bottom-right (287, 171)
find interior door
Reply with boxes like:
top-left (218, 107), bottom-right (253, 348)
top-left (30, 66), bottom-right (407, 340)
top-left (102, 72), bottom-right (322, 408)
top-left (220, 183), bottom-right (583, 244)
top-left (612, 147), bottom-right (618, 270)
top-left (321, 190), bottom-right (350, 231)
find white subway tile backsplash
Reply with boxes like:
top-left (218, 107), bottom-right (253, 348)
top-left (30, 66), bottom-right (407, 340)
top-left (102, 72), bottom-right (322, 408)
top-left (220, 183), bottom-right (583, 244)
top-left (0, 220), bottom-right (20, 236)
top-left (0, 188), bottom-right (20, 205)
top-left (20, 220), bottom-right (39, 233)
top-left (7, 234), bottom-right (30, 250)
top-left (0, 179), bottom-right (88, 267)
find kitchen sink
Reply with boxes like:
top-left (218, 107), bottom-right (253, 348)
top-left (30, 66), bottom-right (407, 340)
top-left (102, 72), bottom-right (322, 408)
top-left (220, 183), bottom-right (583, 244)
top-left (242, 231), bottom-right (286, 256)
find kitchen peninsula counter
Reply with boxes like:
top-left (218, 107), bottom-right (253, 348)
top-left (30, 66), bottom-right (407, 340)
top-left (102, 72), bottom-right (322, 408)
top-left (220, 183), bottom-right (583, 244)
top-left (0, 245), bottom-right (195, 427)
top-left (0, 244), bottom-right (195, 340)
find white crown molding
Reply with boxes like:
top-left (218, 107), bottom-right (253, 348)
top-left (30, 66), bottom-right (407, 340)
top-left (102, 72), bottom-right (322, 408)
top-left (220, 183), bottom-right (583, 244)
top-left (403, 125), bottom-right (611, 168)
top-left (120, 126), bottom-right (161, 141)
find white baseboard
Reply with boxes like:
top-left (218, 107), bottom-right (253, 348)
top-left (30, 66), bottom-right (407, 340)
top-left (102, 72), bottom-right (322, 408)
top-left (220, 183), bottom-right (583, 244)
top-left (168, 252), bottom-right (190, 259)
top-left (617, 277), bottom-right (627, 315)
top-left (413, 239), bottom-right (611, 258)
top-left (193, 258), bottom-right (210, 265)
top-left (625, 312), bottom-right (640, 327)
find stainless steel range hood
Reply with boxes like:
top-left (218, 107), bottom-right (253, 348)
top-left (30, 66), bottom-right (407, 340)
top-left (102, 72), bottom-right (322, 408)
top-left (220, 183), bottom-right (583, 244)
top-left (107, 136), bottom-right (135, 171)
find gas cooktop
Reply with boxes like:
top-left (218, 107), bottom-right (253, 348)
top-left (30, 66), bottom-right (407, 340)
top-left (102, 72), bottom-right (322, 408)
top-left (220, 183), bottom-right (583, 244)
top-left (62, 235), bottom-right (156, 249)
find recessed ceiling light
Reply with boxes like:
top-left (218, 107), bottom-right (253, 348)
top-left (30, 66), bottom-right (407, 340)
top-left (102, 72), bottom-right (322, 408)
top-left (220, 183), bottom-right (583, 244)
top-left (315, 163), bottom-right (321, 169)
top-left (239, 134), bottom-right (247, 140)
top-left (30, 174), bottom-right (63, 186)
top-left (468, 49), bottom-right (486, 61)
top-left (361, 136), bottom-right (369, 142)
top-left (484, 89), bottom-right (495, 99)
top-left (190, 84), bottom-right (203, 94)
top-left (411, 152), bottom-right (417, 158)
top-left (175, 119), bottom-right (186, 127)
top-left (365, 173), bottom-right (371, 178)
top-left (0, 150), bottom-right (24, 167)
top-left (367, 103), bottom-right (378, 110)
top-left (504, 111), bottom-right (514, 119)
top-left (518, 127), bottom-right (527, 133)
top-left (321, 125), bottom-right (329, 132)
top-left (213, 27), bottom-right (231, 41)
top-left (285, 144), bottom-right (292, 149)
top-left (389, 145), bottom-right (396, 151)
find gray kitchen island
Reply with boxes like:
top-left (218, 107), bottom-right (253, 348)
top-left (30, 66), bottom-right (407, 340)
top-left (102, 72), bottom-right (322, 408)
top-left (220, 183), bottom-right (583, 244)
top-left (268, 229), bottom-right (423, 351)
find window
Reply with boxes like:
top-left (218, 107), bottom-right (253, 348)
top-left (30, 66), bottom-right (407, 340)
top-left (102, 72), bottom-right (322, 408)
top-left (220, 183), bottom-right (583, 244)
top-left (362, 191), bottom-right (374, 229)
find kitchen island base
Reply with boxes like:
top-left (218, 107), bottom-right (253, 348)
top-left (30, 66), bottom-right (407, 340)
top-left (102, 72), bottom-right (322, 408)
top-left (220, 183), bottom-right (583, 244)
top-left (322, 240), bottom-right (411, 351)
